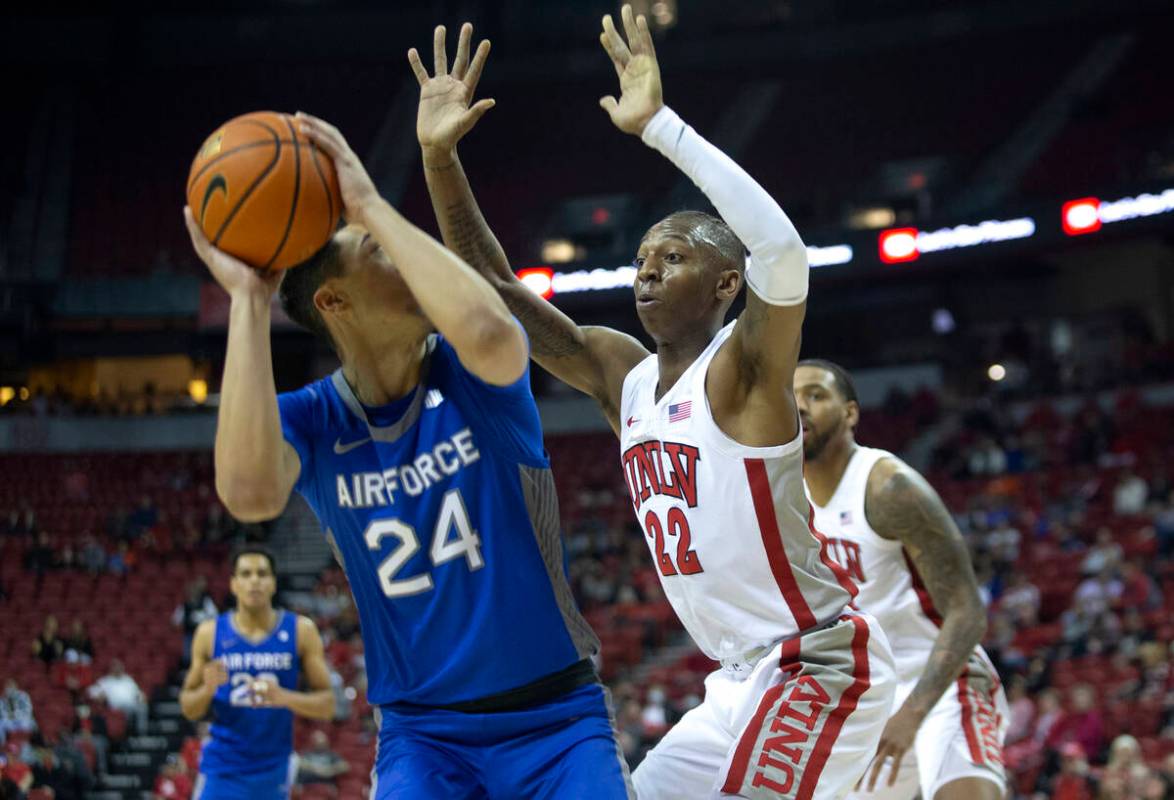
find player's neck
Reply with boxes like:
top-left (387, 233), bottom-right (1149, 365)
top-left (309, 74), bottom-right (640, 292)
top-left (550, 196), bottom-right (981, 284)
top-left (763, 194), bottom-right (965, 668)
top-left (653, 326), bottom-right (720, 401)
top-left (804, 438), bottom-right (858, 507)
top-left (342, 336), bottom-right (427, 407)
top-left (234, 606), bottom-right (277, 636)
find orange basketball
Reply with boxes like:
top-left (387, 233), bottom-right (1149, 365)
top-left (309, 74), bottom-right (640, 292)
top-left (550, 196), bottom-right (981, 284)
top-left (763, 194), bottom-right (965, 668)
top-left (186, 111), bottom-right (342, 271)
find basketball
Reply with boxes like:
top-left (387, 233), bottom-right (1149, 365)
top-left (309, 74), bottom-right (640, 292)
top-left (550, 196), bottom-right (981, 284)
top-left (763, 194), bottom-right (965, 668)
top-left (186, 111), bottom-right (341, 271)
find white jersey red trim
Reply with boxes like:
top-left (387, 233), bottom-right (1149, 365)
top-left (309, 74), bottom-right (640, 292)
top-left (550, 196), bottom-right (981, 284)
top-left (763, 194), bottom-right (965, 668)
top-left (619, 320), bottom-right (855, 662)
top-left (810, 447), bottom-right (1009, 798)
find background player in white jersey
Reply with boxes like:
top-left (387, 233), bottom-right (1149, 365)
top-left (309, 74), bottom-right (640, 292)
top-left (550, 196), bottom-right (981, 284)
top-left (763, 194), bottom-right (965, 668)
top-left (179, 546), bottom-right (334, 800)
top-left (418, 7), bottom-right (895, 798)
top-left (797, 360), bottom-right (1008, 800)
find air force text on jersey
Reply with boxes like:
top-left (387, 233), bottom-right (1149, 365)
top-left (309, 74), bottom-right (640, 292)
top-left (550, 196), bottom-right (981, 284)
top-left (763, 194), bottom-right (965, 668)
top-left (336, 428), bottom-right (480, 509)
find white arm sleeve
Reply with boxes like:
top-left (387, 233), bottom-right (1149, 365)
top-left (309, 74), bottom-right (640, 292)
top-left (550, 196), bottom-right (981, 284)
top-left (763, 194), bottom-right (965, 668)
top-left (641, 106), bottom-right (808, 306)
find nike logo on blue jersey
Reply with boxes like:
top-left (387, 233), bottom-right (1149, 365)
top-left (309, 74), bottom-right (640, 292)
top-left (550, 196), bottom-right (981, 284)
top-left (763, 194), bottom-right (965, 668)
top-left (334, 436), bottom-right (372, 455)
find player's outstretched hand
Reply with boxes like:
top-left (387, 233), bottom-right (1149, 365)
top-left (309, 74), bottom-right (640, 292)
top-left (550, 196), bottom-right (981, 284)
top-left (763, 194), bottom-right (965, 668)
top-left (295, 112), bottom-right (381, 225)
top-left (410, 23), bottom-right (495, 154)
top-left (859, 706), bottom-right (920, 791)
top-left (201, 660), bottom-right (229, 692)
top-left (598, 4), bottom-right (664, 136)
top-left (184, 207), bottom-right (283, 299)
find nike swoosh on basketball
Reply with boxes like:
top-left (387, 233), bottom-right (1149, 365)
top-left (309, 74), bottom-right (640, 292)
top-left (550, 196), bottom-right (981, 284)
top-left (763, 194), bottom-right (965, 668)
top-left (333, 436), bottom-right (371, 455)
top-left (200, 174), bottom-right (228, 225)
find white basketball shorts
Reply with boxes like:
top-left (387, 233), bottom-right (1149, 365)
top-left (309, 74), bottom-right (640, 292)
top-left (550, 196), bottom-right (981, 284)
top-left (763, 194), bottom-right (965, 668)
top-left (633, 611), bottom-right (896, 799)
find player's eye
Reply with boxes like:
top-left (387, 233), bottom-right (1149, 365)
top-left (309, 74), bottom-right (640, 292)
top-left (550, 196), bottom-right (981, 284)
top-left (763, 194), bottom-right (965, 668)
top-left (634, 257), bottom-right (646, 268)
top-left (665, 252), bottom-right (682, 263)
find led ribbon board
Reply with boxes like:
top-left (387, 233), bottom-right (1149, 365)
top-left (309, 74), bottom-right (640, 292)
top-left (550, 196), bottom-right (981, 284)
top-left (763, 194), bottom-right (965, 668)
top-left (879, 218), bottom-right (1037, 264)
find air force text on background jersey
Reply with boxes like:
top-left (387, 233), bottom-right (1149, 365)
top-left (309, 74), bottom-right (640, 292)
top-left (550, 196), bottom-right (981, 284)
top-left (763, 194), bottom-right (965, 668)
top-left (275, 330), bottom-right (599, 709)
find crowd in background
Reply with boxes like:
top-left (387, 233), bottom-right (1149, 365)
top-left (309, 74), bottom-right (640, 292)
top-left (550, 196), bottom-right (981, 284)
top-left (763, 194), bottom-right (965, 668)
top-left (2, 382), bottom-right (1174, 798)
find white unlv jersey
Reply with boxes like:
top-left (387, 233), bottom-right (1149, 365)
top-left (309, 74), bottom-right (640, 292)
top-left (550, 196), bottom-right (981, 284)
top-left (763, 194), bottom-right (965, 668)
top-left (619, 321), bottom-right (856, 662)
top-left (808, 446), bottom-right (970, 684)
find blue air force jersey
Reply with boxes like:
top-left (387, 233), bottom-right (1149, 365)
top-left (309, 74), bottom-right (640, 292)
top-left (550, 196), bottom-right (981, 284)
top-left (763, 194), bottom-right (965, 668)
top-left (201, 610), bottom-right (299, 776)
top-left (277, 331), bottom-right (597, 707)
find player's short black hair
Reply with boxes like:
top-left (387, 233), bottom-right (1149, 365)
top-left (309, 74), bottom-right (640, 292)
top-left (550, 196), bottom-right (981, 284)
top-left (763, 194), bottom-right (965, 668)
top-left (279, 236), bottom-right (344, 351)
top-left (651, 210), bottom-right (747, 274)
top-left (230, 543), bottom-right (277, 576)
top-left (798, 358), bottom-right (859, 404)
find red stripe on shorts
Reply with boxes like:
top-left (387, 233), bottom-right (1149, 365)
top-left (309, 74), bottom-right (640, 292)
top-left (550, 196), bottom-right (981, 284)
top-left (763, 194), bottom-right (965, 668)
top-left (957, 673), bottom-right (985, 765)
top-left (720, 638), bottom-right (803, 794)
top-left (795, 615), bottom-right (872, 799)
top-left (744, 458), bottom-right (817, 630)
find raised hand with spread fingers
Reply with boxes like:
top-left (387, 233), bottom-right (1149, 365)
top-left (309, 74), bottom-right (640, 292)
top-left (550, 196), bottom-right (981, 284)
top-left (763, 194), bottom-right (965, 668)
top-left (598, 4), bottom-right (664, 136)
top-left (409, 23), bottom-right (495, 157)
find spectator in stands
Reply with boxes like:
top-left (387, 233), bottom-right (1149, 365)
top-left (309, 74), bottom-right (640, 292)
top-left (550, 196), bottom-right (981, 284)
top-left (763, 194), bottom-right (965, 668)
top-left (1047, 742), bottom-right (1095, 800)
top-left (70, 703), bottom-right (108, 776)
top-left (87, 660), bottom-right (148, 735)
top-left (1000, 570), bottom-right (1041, 627)
top-left (1004, 675), bottom-right (1035, 745)
top-left (1117, 558), bottom-right (1163, 612)
top-left (31, 616), bottom-right (64, 667)
top-left (1112, 467), bottom-right (1149, 515)
top-left (107, 541), bottom-right (134, 577)
top-left (1100, 734), bottom-right (1152, 797)
top-left (1047, 684), bottom-right (1106, 763)
top-left (171, 578), bottom-right (216, 664)
top-left (127, 493), bottom-right (158, 540)
top-left (54, 649), bottom-right (96, 703)
top-left (1117, 608), bottom-right (1155, 659)
top-left (5, 506), bottom-right (37, 538)
top-left (1, 742), bottom-right (33, 798)
top-left (295, 730), bottom-right (349, 787)
top-left (63, 620), bottom-right (94, 663)
top-left (79, 534), bottom-right (106, 575)
top-left (640, 686), bottom-right (669, 738)
top-left (1155, 490), bottom-right (1174, 556)
top-left (1081, 527), bottom-right (1124, 576)
top-left (28, 732), bottom-right (88, 799)
top-left (153, 753), bottom-right (193, 800)
top-left (0, 681), bottom-right (36, 742)
top-left (178, 722), bottom-right (206, 775)
top-left (23, 531), bottom-right (57, 580)
top-left (1073, 566), bottom-right (1124, 618)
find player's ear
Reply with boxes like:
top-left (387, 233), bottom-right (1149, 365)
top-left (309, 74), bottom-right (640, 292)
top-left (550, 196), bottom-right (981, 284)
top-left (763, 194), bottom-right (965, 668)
top-left (715, 266), bottom-right (741, 302)
top-left (845, 400), bottom-right (860, 430)
top-left (313, 282), bottom-right (349, 317)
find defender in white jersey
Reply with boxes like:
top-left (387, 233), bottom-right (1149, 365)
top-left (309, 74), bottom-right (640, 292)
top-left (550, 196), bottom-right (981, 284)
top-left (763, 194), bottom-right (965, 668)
top-left (797, 361), bottom-right (1008, 800)
top-left (419, 7), bottom-right (895, 797)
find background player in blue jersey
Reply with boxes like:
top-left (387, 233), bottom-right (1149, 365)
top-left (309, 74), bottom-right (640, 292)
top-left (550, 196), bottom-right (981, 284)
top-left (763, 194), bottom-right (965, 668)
top-left (180, 42), bottom-right (632, 798)
top-left (179, 545), bottom-right (334, 800)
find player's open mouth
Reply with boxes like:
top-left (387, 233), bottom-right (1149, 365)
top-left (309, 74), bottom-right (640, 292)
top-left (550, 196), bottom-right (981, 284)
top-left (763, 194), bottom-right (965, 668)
top-left (637, 295), bottom-right (660, 307)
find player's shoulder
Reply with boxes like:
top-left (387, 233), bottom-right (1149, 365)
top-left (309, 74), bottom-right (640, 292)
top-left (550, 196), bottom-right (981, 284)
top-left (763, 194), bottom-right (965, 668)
top-left (864, 451), bottom-right (912, 496)
top-left (191, 618), bottom-right (218, 654)
top-left (293, 614), bottom-right (324, 649)
top-left (278, 375), bottom-right (349, 432)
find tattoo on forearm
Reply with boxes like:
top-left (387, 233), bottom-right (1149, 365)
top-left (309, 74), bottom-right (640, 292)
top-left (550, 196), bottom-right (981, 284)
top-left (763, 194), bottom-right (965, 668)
top-left (868, 468), bottom-right (986, 715)
top-left (435, 185), bottom-right (586, 360)
top-left (443, 201), bottom-right (508, 280)
top-left (502, 291), bottom-right (586, 359)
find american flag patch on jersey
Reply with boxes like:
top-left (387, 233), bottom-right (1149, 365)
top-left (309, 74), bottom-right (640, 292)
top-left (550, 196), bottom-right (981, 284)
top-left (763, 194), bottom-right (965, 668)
top-left (668, 401), bottom-right (692, 422)
top-left (840, 510), bottom-right (853, 525)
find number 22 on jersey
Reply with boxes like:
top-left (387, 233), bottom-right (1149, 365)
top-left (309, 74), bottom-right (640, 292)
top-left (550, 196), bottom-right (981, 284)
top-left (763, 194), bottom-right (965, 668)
top-left (364, 488), bottom-right (484, 598)
top-left (644, 507), bottom-right (704, 577)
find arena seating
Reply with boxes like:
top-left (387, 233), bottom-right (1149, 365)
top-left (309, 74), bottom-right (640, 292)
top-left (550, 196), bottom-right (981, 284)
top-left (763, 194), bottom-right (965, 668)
top-left (2, 383), bottom-right (1173, 798)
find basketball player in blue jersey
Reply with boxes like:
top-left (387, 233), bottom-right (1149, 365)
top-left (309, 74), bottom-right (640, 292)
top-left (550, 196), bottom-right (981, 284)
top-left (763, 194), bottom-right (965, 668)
top-left (179, 545), bottom-right (334, 800)
top-left (180, 71), bottom-right (632, 799)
